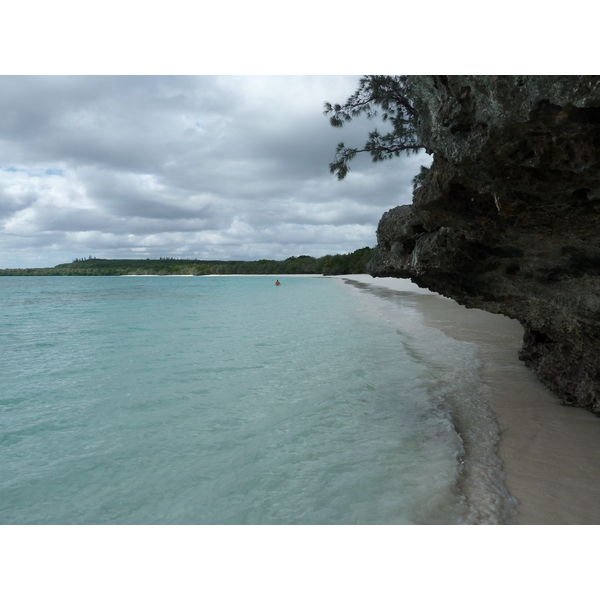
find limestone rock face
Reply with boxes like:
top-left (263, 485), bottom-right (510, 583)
top-left (368, 75), bottom-right (600, 413)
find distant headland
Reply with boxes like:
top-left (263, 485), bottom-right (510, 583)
top-left (0, 247), bottom-right (375, 277)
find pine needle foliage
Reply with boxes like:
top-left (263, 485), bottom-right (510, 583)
top-left (324, 76), bottom-right (424, 180)
top-left (412, 165), bottom-right (430, 190)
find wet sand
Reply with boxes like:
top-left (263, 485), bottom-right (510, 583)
top-left (339, 274), bottom-right (600, 525)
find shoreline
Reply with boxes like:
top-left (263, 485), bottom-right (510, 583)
top-left (339, 274), bottom-right (600, 525)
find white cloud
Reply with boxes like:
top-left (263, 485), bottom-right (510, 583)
top-left (0, 76), bottom-right (429, 268)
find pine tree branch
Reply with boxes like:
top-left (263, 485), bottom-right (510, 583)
top-left (325, 75), bottom-right (424, 179)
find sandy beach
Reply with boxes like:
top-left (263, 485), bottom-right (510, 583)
top-left (339, 274), bottom-right (600, 525)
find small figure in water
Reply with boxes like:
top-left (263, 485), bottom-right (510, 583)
top-left (275, 280), bottom-right (281, 286)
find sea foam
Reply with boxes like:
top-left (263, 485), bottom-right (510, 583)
top-left (342, 278), bottom-right (518, 524)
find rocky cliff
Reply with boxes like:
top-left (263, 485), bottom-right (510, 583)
top-left (368, 75), bottom-right (600, 413)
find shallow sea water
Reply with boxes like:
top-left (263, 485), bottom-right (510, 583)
top-left (0, 275), bottom-right (516, 524)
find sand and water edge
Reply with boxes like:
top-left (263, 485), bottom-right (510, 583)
top-left (339, 274), bottom-right (600, 525)
top-left (203, 273), bottom-right (600, 523)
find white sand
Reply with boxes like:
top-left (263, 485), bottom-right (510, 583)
top-left (338, 274), bottom-right (600, 524)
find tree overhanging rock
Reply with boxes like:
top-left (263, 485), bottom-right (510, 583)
top-left (368, 75), bottom-right (600, 413)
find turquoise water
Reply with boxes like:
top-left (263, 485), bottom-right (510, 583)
top-left (0, 275), bottom-right (514, 524)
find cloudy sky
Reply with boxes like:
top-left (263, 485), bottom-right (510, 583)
top-left (0, 75), bottom-right (431, 268)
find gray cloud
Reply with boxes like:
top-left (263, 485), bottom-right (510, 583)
top-left (0, 76), bottom-right (431, 267)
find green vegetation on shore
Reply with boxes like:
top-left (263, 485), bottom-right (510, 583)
top-left (0, 247), bottom-right (376, 277)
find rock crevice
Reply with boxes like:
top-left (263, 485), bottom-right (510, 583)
top-left (368, 76), bottom-right (600, 413)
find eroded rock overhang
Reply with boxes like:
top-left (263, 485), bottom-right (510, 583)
top-left (368, 75), bottom-right (600, 413)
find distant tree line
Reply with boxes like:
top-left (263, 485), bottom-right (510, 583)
top-left (0, 247), bottom-right (377, 277)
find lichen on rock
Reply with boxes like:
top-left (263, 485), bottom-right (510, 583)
top-left (368, 75), bottom-right (600, 413)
